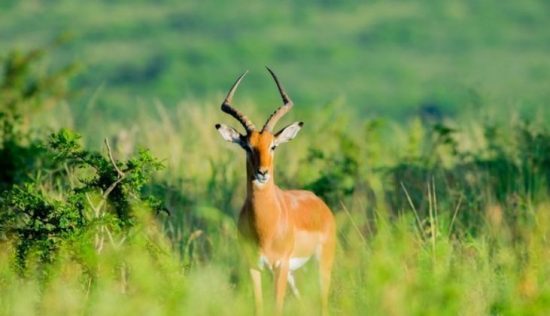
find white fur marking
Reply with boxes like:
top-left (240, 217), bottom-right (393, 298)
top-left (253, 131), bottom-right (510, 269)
top-left (289, 256), bottom-right (311, 271)
top-left (252, 177), bottom-right (270, 188)
top-left (258, 255), bottom-right (269, 270)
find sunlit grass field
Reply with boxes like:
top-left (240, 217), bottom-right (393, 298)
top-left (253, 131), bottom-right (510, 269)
top-left (3, 98), bottom-right (550, 315)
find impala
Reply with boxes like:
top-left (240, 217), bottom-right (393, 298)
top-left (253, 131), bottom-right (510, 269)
top-left (215, 68), bottom-right (336, 315)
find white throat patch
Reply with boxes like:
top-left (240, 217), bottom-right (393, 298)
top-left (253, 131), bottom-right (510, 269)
top-left (253, 178), bottom-right (270, 188)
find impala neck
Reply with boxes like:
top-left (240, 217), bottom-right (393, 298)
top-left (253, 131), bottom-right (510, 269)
top-left (245, 160), bottom-right (283, 244)
top-left (246, 161), bottom-right (276, 197)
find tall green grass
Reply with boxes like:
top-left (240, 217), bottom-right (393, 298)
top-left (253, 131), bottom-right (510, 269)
top-left (3, 97), bottom-right (550, 315)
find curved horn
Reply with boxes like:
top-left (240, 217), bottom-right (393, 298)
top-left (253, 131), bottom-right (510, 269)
top-left (262, 67), bottom-right (294, 132)
top-left (221, 71), bottom-right (256, 132)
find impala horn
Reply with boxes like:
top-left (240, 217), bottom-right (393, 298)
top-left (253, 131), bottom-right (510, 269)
top-left (262, 67), bottom-right (294, 132)
top-left (221, 71), bottom-right (256, 133)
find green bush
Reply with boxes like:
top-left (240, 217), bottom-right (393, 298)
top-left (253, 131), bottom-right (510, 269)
top-left (0, 43), bottom-right (163, 274)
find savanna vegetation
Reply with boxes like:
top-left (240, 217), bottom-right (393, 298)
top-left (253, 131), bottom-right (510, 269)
top-left (1, 1), bottom-right (550, 315)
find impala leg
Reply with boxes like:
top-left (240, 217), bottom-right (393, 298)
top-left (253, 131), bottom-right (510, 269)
top-left (287, 272), bottom-right (301, 299)
top-left (319, 239), bottom-right (335, 316)
top-left (274, 261), bottom-right (290, 315)
top-left (249, 268), bottom-right (263, 316)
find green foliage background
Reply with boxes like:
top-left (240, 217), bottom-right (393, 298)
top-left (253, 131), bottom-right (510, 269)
top-left (1, 0), bottom-right (549, 120)
top-left (2, 1), bottom-right (550, 315)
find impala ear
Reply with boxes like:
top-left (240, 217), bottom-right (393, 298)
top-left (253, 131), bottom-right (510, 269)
top-left (274, 121), bottom-right (303, 145)
top-left (215, 124), bottom-right (243, 144)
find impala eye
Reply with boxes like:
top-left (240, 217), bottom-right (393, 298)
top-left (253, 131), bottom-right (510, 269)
top-left (270, 145), bottom-right (277, 151)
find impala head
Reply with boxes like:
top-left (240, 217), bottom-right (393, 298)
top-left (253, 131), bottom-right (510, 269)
top-left (215, 67), bottom-right (303, 186)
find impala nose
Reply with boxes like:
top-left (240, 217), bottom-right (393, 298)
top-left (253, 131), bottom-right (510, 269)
top-left (255, 169), bottom-right (270, 183)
